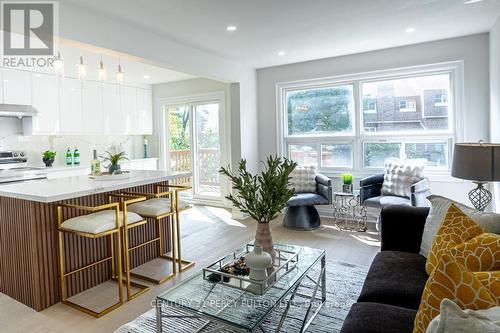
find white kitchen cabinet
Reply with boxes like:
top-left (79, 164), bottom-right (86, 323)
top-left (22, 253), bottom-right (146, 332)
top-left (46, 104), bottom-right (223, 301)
top-left (59, 77), bottom-right (83, 133)
top-left (137, 88), bottom-right (153, 134)
top-left (122, 86), bottom-right (138, 134)
top-left (2, 68), bottom-right (31, 105)
top-left (28, 73), bottom-right (60, 134)
top-left (82, 80), bottom-right (104, 134)
top-left (102, 83), bottom-right (123, 134)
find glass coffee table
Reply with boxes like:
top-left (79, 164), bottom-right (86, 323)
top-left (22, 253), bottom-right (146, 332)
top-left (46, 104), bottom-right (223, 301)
top-left (156, 243), bottom-right (326, 332)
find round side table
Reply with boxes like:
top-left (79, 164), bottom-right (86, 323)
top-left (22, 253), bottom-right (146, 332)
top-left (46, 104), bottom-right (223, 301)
top-left (333, 190), bottom-right (367, 232)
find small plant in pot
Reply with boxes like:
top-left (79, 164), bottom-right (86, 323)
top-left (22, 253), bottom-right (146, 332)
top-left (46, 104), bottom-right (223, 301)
top-left (42, 150), bottom-right (56, 167)
top-left (101, 150), bottom-right (128, 174)
top-left (341, 173), bottom-right (353, 193)
top-left (219, 156), bottom-right (297, 267)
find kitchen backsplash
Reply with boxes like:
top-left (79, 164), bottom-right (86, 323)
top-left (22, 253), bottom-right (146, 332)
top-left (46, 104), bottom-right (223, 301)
top-left (0, 118), bottom-right (153, 167)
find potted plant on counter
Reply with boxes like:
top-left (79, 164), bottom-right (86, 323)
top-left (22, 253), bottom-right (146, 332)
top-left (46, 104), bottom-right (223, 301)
top-left (102, 150), bottom-right (128, 174)
top-left (42, 150), bottom-right (56, 167)
top-left (219, 156), bottom-right (297, 264)
top-left (341, 173), bottom-right (353, 193)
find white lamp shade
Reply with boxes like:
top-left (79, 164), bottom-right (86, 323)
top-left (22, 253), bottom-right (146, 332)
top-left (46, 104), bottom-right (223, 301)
top-left (451, 143), bottom-right (500, 182)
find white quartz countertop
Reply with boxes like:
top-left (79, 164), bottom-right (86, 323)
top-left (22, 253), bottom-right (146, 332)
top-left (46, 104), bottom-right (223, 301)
top-left (0, 170), bottom-right (191, 203)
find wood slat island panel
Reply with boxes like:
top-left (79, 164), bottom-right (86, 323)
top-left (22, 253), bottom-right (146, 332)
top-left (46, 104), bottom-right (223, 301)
top-left (0, 181), bottom-right (176, 311)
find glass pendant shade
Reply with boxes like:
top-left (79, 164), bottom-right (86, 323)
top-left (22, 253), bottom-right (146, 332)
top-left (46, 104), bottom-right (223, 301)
top-left (98, 59), bottom-right (106, 82)
top-left (53, 52), bottom-right (64, 76)
top-left (77, 56), bottom-right (87, 80)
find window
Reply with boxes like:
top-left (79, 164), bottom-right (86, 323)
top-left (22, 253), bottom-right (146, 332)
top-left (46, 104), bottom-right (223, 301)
top-left (286, 85), bottom-right (354, 136)
top-left (279, 63), bottom-right (459, 172)
top-left (321, 144), bottom-right (353, 168)
top-left (363, 98), bottom-right (377, 113)
top-left (399, 99), bottom-right (416, 112)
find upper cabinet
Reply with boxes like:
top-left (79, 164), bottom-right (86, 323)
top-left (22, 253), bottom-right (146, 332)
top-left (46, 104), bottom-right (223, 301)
top-left (8, 66), bottom-right (154, 136)
top-left (2, 68), bottom-right (31, 105)
top-left (29, 73), bottom-right (59, 134)
top-left (82, 80), bottom-right (104, 134)
top-left (59, 77), bottom-right (83, 134)
top-left (137, 88), bottom-right (153, 134)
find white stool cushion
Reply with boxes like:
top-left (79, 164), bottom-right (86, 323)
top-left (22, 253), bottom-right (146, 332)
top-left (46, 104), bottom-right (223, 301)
top-left (128, 198), bottom-right (190, 217)
top-left (61, 210), bottom-right (144, 234)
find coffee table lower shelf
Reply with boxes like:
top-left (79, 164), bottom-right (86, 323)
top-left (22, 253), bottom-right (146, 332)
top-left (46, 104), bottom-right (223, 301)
top-left (155, 244), bottom-right (326, 333)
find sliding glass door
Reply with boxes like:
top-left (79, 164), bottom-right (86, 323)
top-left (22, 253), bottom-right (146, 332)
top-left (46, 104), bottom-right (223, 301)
top-left (165, 95), bottom-right (225, 202)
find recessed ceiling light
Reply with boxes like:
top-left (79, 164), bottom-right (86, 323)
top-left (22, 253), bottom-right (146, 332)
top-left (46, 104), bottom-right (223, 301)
top-left (406, 27), bottom-right (416, 33)
top-left (277, 51), bottom-right (286, 56)
top-left (226, 25), bottom-right (237, 31)
top-left (143, 75), bottom-right (150, 79)
top-left (464, 0), bottom-right (484, 4)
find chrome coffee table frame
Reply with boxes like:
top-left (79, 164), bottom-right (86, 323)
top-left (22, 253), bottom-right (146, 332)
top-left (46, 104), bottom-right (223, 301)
top-left (155, 244), bottom-right (326, 333)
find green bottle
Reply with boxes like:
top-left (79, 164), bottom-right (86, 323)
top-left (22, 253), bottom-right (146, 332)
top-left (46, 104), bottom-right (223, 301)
top-left (65, 148), bottom-right (73, 166)
top-left (73, 147), bottom-right (80, 165)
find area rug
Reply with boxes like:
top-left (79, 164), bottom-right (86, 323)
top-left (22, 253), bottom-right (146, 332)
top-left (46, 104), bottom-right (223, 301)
top-left (115, 260), bottom-right (368, 333)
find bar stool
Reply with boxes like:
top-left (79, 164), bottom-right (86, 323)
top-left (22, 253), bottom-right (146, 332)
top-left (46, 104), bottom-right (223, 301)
top-left (124, 188), bottom-right (178, 284)
top-left (108, 194), bottom-right (150, 301)
top-left (155, 184), bottom-right (195, 273)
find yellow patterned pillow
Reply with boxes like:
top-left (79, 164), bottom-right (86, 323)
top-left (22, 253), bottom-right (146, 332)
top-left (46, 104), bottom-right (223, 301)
top-left (475, 271), bottom-right (500, 303)
top-left (413, 255), bottom-right (498, 333)
top-left (447, 233), bottom-right (500, 272)
top-left (426, 204), bottom-right (485, 275)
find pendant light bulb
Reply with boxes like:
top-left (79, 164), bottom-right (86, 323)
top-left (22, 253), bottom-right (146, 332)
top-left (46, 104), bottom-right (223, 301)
top-left (53, 51), bottom-right (64, 76)
top-left (98, 57), bottom-right (106, 82)
top-left (116, 62), bottom-right (124, 86)
top-left (77, 56), bottom-right (87, 80)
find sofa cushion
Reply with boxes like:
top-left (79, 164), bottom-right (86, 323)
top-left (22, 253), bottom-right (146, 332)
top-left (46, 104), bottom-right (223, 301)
top-left (357, 251), bottom-right (428, 310)
top-left (287, 193), bottom-right (329, 207)
top-left (363, 195), bottom-right (411, 208)
top-left (340, 302), bottom-right (417, 333)
top-left (381, 159), bottom-right (425, 197)
top-left (289, 165), bottom-right (317, 193)
top-left (420, 195), bottom-right (500, 258)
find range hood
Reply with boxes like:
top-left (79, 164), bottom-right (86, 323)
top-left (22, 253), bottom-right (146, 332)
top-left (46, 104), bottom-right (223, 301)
top-left (0, 104), bottom-right (37, 118)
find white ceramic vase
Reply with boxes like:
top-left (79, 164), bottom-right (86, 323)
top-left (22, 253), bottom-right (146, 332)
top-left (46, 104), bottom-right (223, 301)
top-left (245, 244), bottom-right (272, 281)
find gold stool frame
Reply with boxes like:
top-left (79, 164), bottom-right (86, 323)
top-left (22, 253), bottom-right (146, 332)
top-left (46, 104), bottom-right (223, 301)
top-left (108, 194), bottom-right (150, 301)
top-left (57, 202), bottom-right (123, 318)
top-left (122, 189), bottom-right (177, 284)
top-left (155, 184), bottom-right (195, 273)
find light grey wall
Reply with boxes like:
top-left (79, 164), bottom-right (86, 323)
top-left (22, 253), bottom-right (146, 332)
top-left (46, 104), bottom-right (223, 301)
top-left (257, 34), bottom-right (490, 205)
top-left (491, 17), bottom-right (500, 211)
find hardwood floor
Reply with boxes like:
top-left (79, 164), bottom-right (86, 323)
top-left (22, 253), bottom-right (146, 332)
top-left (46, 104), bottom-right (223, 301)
top-left (0, 205), bottom-right (380, 333)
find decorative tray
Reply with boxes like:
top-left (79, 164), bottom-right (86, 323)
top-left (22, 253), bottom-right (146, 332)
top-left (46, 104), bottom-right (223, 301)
top-left (202, 243), bottom-right (299, 295)
top-left (89, 171), bottom-right (130, 181)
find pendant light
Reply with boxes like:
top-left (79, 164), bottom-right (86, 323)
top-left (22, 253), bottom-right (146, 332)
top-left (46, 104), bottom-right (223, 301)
top-left (116, 60), bottom-right (124, 86)
top-left (77, 56), bottom-right (87, 81)
top-left (53, 51), bottom-right (64, 76)
top-left (97, 56), bottom-right (106, 82)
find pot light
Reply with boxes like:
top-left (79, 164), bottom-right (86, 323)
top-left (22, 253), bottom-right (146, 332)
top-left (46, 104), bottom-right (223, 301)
top-left (97, 57), bottom-right (106, 82)
top-left (226, 25), bottom-right (237, 31)
top-left (143, 75), bottom-right (150, 79)
top-left (77, 56), bottom-right (87, 81)
top-left (406, 27), bottom-right (416, 33)
top-left (464, 0), bottom-right (484, 4)
top-left (277, 51), bottom-right (286, 56)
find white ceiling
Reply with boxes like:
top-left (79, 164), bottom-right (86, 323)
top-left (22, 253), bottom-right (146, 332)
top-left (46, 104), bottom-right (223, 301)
top-left (64, 0), bottom-right (500, 69)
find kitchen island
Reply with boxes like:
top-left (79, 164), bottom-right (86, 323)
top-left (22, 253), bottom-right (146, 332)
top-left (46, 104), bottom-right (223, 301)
top-left (0, 170), bottom-right (191, 311)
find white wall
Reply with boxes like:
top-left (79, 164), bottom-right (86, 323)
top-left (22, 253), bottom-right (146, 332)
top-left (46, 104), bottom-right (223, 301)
top-left (257, 34), bottom-right (490, 205)
top-left (491, 17), bottom-right (500, 212)
top-left (58, 2), bottom-right (259, 172)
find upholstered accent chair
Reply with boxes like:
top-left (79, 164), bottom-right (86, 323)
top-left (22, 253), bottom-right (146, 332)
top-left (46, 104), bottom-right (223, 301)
top-left (360, 173), bottom-right (431, 209)
top-left (283, 173), bottom-right (332, 230)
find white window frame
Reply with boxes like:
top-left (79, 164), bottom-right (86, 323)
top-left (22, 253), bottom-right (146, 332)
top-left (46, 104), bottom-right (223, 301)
top-left (276, 61), bottom-right (464, 174)
top-left (399, 99), bottom-right (417, 112)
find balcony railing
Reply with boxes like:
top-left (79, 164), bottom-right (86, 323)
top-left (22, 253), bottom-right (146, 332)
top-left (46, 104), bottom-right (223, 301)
top-left (170, 148), bottom-right (220, 191)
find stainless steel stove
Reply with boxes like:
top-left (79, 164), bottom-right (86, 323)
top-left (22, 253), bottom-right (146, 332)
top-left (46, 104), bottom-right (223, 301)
top-left (0, 151), bottom-right (48, 184)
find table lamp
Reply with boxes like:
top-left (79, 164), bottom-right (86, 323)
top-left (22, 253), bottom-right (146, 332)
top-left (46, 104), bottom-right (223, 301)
top-left (451, 141), bottom-right (500, 211)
